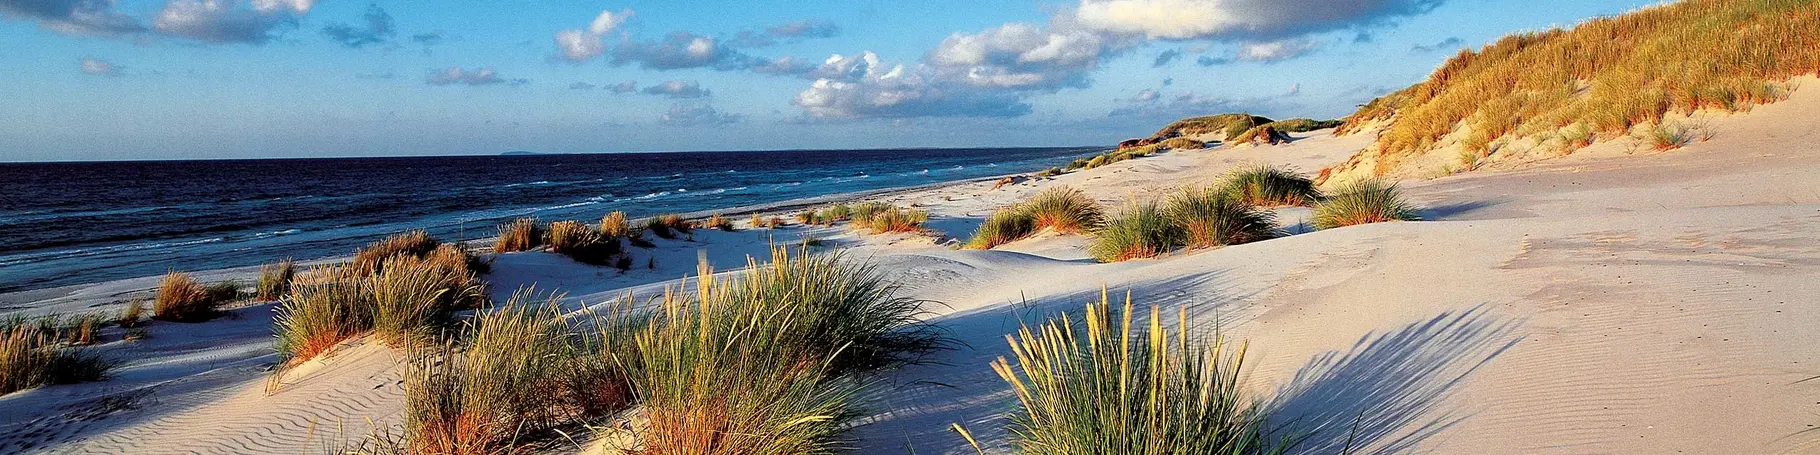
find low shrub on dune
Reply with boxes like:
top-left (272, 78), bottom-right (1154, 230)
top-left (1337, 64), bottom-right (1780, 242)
top-left (1167, 186), bottom-right (1280, 249)
top-left (795, 210), bottom-right (820, 226)
top-left (1219, 165), bottom-right (1323, 207)
top-left (749, 213), bottom-right (772, 229)
top-left (1312, 179), bottom-right (1419, 230)
top-left (152, 271), bottom-right (239, 322)
top-left (256, 258), bottom-right (295, 301)
top-left (868, 207), bottom-right (928, 234)
top-left (644, 216), bottom-right (684, 239)
top-left (848, 202), bottom-right (892, 229)
top-left (600, 211), bottom-right (631, 239)
top-left (965, 291), bottom-right (1288, 455)
top-left (0, 325), bottom-right (114, 396)
top-left (1161, 137), bottom-right (1207, 150)
top-left (657, 214), bottom-right (692, 232)
top-left (1089, 202), bottom-right (1181, 262)
top-left (964, 207), bottom-right (1037, 250)
top-left (352, 230), bottom-right (440, 275)
top-left (495, 218), bottom-right (545, 253)
top-left (1024, 186), bottom-right (1104, 234)
top-left (272, 255), bottom-right (485, 377)
top-left (117, 301), bottom-right (144, 328)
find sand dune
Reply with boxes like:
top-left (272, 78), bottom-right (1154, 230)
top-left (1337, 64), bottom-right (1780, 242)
top-left (5, 81), bottom-right (1820, 454)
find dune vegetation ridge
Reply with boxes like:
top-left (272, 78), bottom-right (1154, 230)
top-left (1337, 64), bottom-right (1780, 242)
top-left (1324, 0), bottom-right (1820, 182)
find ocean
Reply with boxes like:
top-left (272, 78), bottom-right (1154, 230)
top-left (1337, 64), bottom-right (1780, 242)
top-left (0, 147), bottom-right (1100, 293)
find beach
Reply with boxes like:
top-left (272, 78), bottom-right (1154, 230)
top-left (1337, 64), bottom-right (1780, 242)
top-left (2, 76), bottom-right (1817, 454)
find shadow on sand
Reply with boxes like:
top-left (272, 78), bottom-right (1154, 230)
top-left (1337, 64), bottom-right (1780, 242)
top-left (1271, 305), bottom-right (1523, 454)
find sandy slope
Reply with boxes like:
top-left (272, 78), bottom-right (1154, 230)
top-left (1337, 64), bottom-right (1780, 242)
top-left (4, 82), bottom-right (1819, 454)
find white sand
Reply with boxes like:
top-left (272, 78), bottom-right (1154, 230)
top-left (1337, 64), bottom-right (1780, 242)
top-left (5, 79), bottom-right (1820, 454)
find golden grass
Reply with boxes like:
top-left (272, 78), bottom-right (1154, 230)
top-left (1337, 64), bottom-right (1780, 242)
top-left (600, 211), bottom-right (631, 238)
top-left (117, 301), bottom-right (144, 328)
top-left (704, 213), bottom-right (735, 231)
top-left (404, 289), bottom-right (577, 455)
top-left (1150, 113), bottom-right (1274, 142)
top-left (257, 258), bottom-right (295, 301)
top-left (980, 290), bottom-right (1287, 454)
top-left (548, 220), bottom-right (624, 266)
top-left (495, 218), bottom-right (544, 253)
top-left (152, 271), bottom-right (238, 322)
top-left (1160, 137), bottom-right (1207, 150)
top-left (1312, 179), bottom-right (1419, 229)
top-left (1337, 0), bottom-right (1820, 175)
top-left (1166, 186), bottom-right (1280, 249)
top-left (352, 231), bottom-right (440, 276)
top-left (867, 207), bottom-right (929, 234)
top-left (273, 274), bottom-right (370, 371)
top-left (1218, 165), bottom-right (1323, 207)
top-left (1024, 186), bottom-right (1105, 234)
top-left (1088, 202), bottom-right (1180, 262)
top-left (964, 206), bottom-right (1037, 250)
top-left (0, 325), bottom-right (113, 396)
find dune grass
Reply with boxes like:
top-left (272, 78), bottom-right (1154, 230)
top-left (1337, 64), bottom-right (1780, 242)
top-left (1219, 165), bottom-right (1323, 207)
top-left (818, 205), bottom-right (853, 224)
top-left (495, 218), bottom-right (545, 253)
top-left (117, 301), bottom-right (144, 328)
top-left (705, 213), bottom-right (735, 231)
top-left (600, 211), bottom-right (631, 239)
top-left (867, 207), bottom-right (928, 234)
top-left (352, 230), bottom-right (440, 276)
top-left (630, 247), bottom-right (939, 453)
top-left (1150, 113), bottom-right (1275, 142)
top-left (1337, 0), bottom-right (1820, 175)
top-left (257, 258), bottom-right (295, 301)
top-left (0, 325), bottom-right (114, 396)
top-left (1024, 186), bottom-right (1105, 234)
top-left (403, 289), bottom-right (579, 455)
top-left (152, 271), bottom-right (239, 322)
top-left (1312, 179), bottom-right (1419, 230)
top-left (964, 207), bottom-right (1038, 250)
top-left (548, 220), bottom-right (623, 266)
top-left (1166, 186), bottom-right (1280, 249)
top-left (848, 202), bottom-right (893, 230)
top-left (1161, 137), bottom-right (1207, 150)
top-left (973, 290), bottom-right (1288, 454)
top-left (1089, 202), bottom-right (1181, 262)
top-left (644, 214), bottom-right (691, 239)
top-left (273, 275), bottom-right (371, 370)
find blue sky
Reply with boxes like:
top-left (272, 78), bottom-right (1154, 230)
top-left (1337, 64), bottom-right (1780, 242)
top-left (0, 0), bottom-right (1661, 161)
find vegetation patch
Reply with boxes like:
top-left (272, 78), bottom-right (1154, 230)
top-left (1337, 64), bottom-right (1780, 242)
top-left (495, 218), bottom-right (545, 253)
top-left (1219, 165), bottom-right (1323, 207)
top-left (1166, 186), bottom-right (1281, 249)
top-left (152, 271), bottom-right (240, 322)
top-left (1312, 179), bottom-right (1419, 229)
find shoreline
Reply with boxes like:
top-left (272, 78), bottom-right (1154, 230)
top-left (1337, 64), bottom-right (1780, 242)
top-left (0, 165), bottom-right (1058, 315)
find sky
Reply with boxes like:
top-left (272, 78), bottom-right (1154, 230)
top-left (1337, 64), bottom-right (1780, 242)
top-left (0, 0), bottom-right (1663, 162)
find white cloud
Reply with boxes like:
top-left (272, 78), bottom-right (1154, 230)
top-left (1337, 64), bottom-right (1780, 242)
top-left (321, 4), bottom-right (392, 48)
top-left (555, 9), bottom-right (630, 61)
top-left (641, 80), bottom-right (709, 98)
top-left (1074, 0), bottom-right (1443, 41)
top-left (661, 103), bottom-right (742, 126)
top-left (607, 80), bottom-right (637, 93)
top-left (153, 0), bottom-right (314, 44)
top-left (78, 57), bottom-right (121, 76)
top-left (0, 0), bottom-right (144, 36)
top-left (425, 66), bottom-right (527, 86)
top-left (1236, 38), bottom-right (1318, 62)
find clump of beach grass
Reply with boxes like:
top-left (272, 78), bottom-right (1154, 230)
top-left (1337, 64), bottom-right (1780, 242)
top-left (1219, 165), bottom-right (1323, 207)
top-left (1089, 202), bottom-right (1181, 262)
top-left (1312, 179), bottom-right (1419, 229)
top-left (495, 218), bottom-right (544, 253)
top-left (1024, 186), bottom-right (1104, 234)
top-left (352, 230), bottom-right (439, 275)
top-left (818, 205), bottom-right (853, 224)
top-left (117, 301), bottom-right (145, 328)
top-left (867, 207), bottom-right (928, 234)
top-left (629, 247), bottom-right (940, 453)
top-left (848, 202), bottom-right (893, 230)
top-left (403, 289), bottom-right (578, 455)
top-left (964, 206), bottom-right (1037, 250)
top-left (0, 325), bottom-right (114, 396)
top-left (644, 215), bottom-right (690, 239)
top-left (257, 258), bottom-right (295, 301)
top-left (1167, 186), bottom-right (1280, 249)
top-left (548, 220), bottom-right (623, 266)
top-left (704, 213), bottom-right (735, 231)
top-left (152, 271), bottom-right (239, 322)
top-left (968, 290), bottom-right (1289, 455)
top-left (273, 275), bottom-right (370, 371)
top-left (600, 211), bottom-right (631, 238)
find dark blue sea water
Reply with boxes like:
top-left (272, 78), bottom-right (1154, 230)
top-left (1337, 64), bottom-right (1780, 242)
top-left (0, 147), bottom-right (1099, 293)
